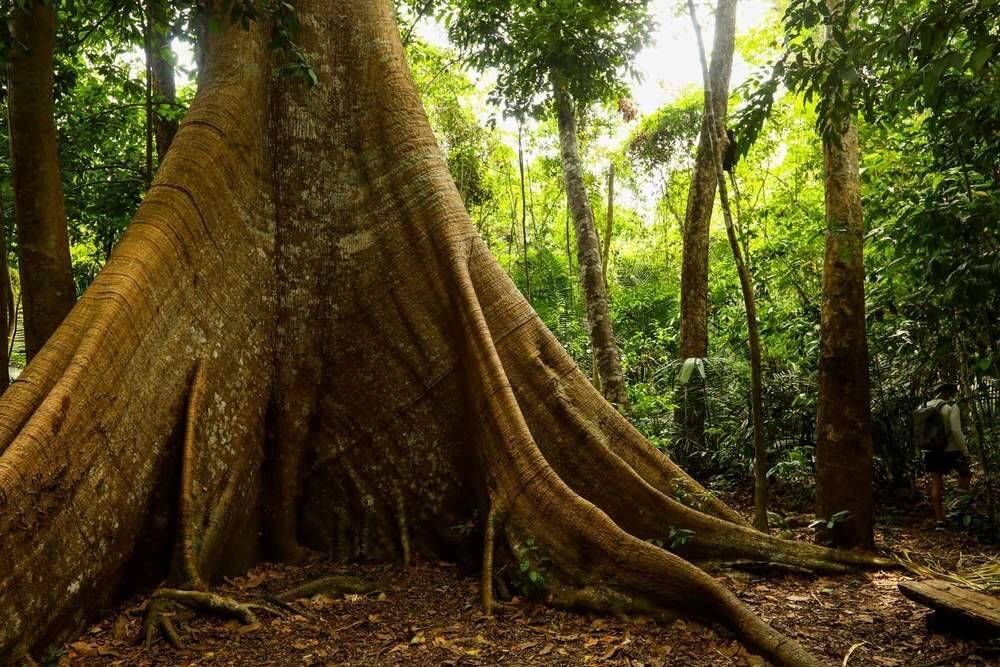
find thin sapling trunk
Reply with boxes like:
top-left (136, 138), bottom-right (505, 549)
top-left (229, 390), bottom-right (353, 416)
top-left (552, 75), bottom-right (628, 409)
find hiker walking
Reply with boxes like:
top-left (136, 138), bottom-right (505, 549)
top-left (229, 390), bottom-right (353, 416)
top-left (913, 382), bottom-right (973, 525)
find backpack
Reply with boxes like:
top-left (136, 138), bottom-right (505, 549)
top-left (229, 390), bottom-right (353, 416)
top-left (913, 403), bottom-right (948, 452)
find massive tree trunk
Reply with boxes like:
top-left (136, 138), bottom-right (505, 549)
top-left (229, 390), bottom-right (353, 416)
top-left (0, 2), bottom-right (891, 665)
top-left (675, 0), bottom-right (738, 445)
top-left (813, 7), bottom-right (875, 551)
top-left (6, 0), bottom-right (78, 360)
top-left (552, 79), bottom-right (628, 409)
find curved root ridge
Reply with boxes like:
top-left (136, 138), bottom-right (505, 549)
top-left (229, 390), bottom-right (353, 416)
top-left (152, 588), bottom-right (260, 625)
top-left (144, 588), bottom-right (272, 648)
top-left (277, 576), bottom-right (380, 602)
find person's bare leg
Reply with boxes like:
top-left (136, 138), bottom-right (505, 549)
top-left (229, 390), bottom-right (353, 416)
top-left (930, 473), bottom-right (945, 523)
top-left (958, 471), bottom-right (971, 492)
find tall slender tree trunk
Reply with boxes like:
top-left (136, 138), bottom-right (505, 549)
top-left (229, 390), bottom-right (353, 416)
top-left (0, 190), bottom-right (10, 393)
top-left (552, 77), bottom-right (628, 409)
top-left (814, 7), bottom-right (875, 548)
top-left (148, 0), bottom-right (179, 162)
top-left (593, 164), bottom-right (616, 391)
top-left (687, 0), bottom-right (769, 533)
top-left (6, 0), bottom-right (77, 361)
top-left (675, 0), bottom-right (738, 445)
top-left (0, 4), bottom-right (891, 664)
top-left (143, 2), bottom-right (155, 187)
top-left (517, 123), bottom-right (530, 303)
top-left (603, 163), bottom-right (615, 289)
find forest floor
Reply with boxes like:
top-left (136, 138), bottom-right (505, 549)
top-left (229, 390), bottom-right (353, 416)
top-left (61, 491), bottom-right (999, 667)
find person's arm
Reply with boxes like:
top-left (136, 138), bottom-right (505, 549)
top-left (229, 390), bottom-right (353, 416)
top-left (948, 404), bottom-right (970, 455)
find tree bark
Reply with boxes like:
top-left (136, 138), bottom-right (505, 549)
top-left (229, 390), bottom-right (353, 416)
top-left (675, 0), bottom-right (738, 445)
top-left (552, 78), bottom-right (628, 409)
top-left (593, 163), bottom-right (616, 391)
top-left (143, 2), bottom-right (155, 187)
top-left (0, 3), bottom-right (892, 664)
top-left (686, 0), bottom-right (769, 534)
top-left (517, 123), bottom-right (530, 303)
top-left (148, 0), bottom-right (179, 162)
top-left (603, 163), bottom-right (615, 289)
top-left (6, 1), bottom-right (78, 360)
top-left (814, 8), bottom-right (875, 548)
top-left (0, 190), bottom-right (10, 392)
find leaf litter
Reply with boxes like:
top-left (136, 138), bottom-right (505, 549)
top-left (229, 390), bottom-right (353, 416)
top-left (59, 500), bottom-right (998, 666)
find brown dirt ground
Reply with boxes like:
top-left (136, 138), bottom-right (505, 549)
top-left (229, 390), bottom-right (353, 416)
top-left (58, 499), bottom-right (999, 667)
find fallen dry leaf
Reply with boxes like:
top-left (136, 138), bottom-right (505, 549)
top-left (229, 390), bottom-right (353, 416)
top-left (70, 641), bottom-right (98, 657)
top-left (237, 622), bottom-right (262, 635)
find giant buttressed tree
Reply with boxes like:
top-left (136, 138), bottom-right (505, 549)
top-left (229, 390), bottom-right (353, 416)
top-left (0, 2), bottom-right (890, 665)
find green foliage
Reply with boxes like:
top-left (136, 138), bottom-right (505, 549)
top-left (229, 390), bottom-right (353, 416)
top-left (736, 0), bottom-right (1000, 153)
top-left (627, 90), bottom-right (701, 172)
top-left (646, 526), bottom-right (695, 551)
top-left (513, 536), bottom-right (549, 594)
top-left (408, 39), bottom-right (496, 208)
top-left (210, 1), bottom-right (317, 84)
top-left (442, 0), bottom-right (655, 117)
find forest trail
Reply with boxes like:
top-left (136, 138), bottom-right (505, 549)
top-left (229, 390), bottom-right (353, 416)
top-left (61, 502), bottom-right (999, 667)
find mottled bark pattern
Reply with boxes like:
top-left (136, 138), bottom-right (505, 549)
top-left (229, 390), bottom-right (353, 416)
top-left (553, 82), bottom-right (628, 409)
top-left (814, 118), bottom-right (875, 549)
top-left (676, 0), bottom-right (738, 442)
top-left (6, 2), bottom-right (78, 359)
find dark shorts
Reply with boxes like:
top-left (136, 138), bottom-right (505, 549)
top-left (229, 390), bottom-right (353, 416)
top-left (925, 450), bottom-right (972, 476)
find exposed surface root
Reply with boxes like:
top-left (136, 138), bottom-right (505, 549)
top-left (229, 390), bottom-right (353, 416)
top-left (393, 483), bottom-right (411, 568)
top-left (445, 244), bottom-right (867, 665)
top-left (143, 598), bottom-right (180, 649)
top-left (143, 588), bottom-right (269, 648)
top-left (481, 503), bottom-right (498, 616)
top-left (178, 361), bottom-right (208, 591)
top-left (277, 576), bottom-right (381, 602)
top-left (709, 560), bottom-right (822, 577)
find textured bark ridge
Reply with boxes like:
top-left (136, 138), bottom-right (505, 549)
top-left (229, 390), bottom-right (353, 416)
top-left (0, 3), bottom-right (889, 665)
